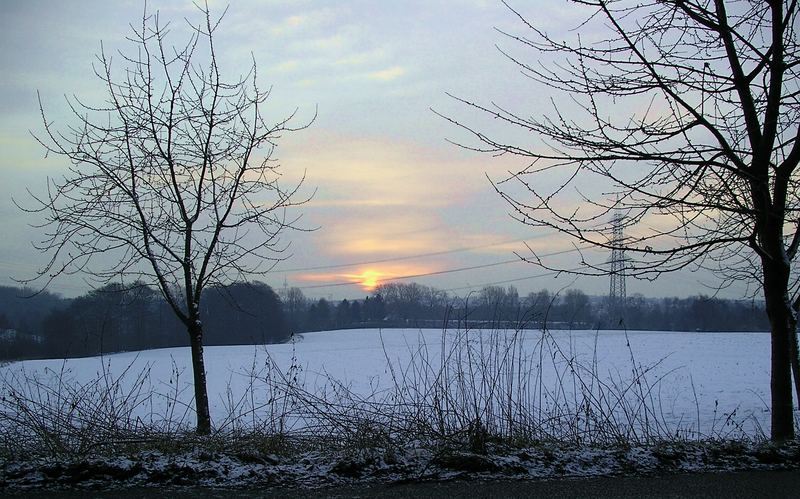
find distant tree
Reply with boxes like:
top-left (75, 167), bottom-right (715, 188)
top-left (478, 285), bottom-right (519, 321)
top-left (523, 289), bottom-right (554, 327)
top-left (335, 299), bottom-right (351, 329)
top-left (203, 282), bottom-right (289, 345)
top-left (622, 293), bottom-right (648, 330)
top-left (306, 298), bottom-right (333, 332)
top-left (88, 283), bottom-right (137, 352)
top-left (363, 294), bottom-right (387, 322)
top-left (0, 286), bottom-right (65, 336)
top-left (0, 333), bottom-right (40, 361)
top-left (420, 286), bottom-right (450, 319)
top-left (378, 282), bottom-right (441, 321)
top-left (123, 285), bottom-right (163, 351)
top-left (444, 0), bottom-right (800, 441)
top-left (687, 296), bottom-right (723, 331)
top-left (282, 287), bottom-right (308, 333)
top-left (0, 313), bottom-right (11, 330)
top-left (558, 289), bottom-right (592, 329)
top-left (24, 6), bottom-right (311, 434)
top-left (41, 307), bottom-right (84, 358)
top-left (378, 283), bottom-right (417, 320)
top-left (349, 300), bottom-right (363, 325)
top-left (38, 282), bottom-right (162, 357)
top-left (478, 286), bottom-right (503, 319)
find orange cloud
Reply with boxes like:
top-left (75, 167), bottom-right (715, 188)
top-left (342, 269), bottom-right (383, 291)
top-left (336, 236), bottom-right (441, 256)
top-left (296, 263), bottom-right (436, 292)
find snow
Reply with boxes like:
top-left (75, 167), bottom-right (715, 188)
top-left (3, 329), bottom-right (800, 489)
top-left (0, 328), bottom-right (775, 437)
top-left (2, 440), bottom-right (798, 489)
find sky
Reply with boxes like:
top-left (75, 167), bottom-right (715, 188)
top-left (0, 0), bottom-right (755, 301)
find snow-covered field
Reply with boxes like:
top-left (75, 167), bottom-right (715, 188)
top-left (0, 328), bottom-right (774, 439)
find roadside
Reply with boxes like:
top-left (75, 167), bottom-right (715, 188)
top-left (2, 440), bottom-right (799, 495)
top-left (5, 470), bottom-right (800, 498)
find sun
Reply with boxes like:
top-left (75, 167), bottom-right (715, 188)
top-left (342, 269), bottom-right (385, 291)
top-left (358, 269), bottom-right (382, 291)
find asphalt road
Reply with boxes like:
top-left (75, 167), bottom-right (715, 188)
top-left (7, 470), bottom-right (800, 498)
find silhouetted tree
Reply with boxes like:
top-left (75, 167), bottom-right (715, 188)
top-left (444, 0), bottom-right (800, 441)
top-left (25, 5), bottom-right (311, 434)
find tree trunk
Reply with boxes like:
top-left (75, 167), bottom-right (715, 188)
top-left (763, 262), bottom-right (796, 441)
top-left (188, 319), bottom-right (212, 435)
top-left (791, 325), bottom-right (800, 409)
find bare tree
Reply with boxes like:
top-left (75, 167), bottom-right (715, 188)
top-left (440, 0), bottom-right (800, 441)
top-left (23, 4), bottom-right (312, 434)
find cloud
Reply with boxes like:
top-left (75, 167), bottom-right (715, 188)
top-left (270, 59), bottom-right (301, 72)
top-left (274, 131), bottom-right (506, 263)
top-left (269, 9), bottom-right (339, 36)
top-left (285, 15), bottom-right (305, 27)
top-left (295, 260), bottom-right (439, 292)
top-left (323, 216), bottom-right (450, 256)
top-left (306, 198), bottom-right (407, 208)
top-left (285, 133), bottom-right (483, 210)
top-left (286, 24), bottom-right (363, 54)
top-left (334, 48), bottom-right (386, 67)
top-left (367, 66), bottom-right (405, 81)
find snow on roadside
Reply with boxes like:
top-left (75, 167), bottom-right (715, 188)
top-left (1, 440), bottom-right (798, 489)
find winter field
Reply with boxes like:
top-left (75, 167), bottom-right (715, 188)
top-left (0, 327), bottom-right (775, 451)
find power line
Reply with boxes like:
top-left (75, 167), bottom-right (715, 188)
top-left (276, 234), bottom-right (556, 273)
top-left (1, 233), bottom-right (581, 294)
top-left (0, 237), bottom-right (536, 280)
top-left (297, 247), bottom-right (582, 290)
top-left (442, 265), bottom-right (586, 293)
top-left (298, 258), bottom-right (522, 289)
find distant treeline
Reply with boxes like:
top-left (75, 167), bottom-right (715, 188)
top-left (0, 282), bottom-right (288, 360)
top-left (286, 283), bottom-right (770, 334)
top-left (0, 281), bottom-right (769, 360)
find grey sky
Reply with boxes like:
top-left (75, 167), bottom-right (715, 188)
top-left (0, 0), bottom-right (752, 300)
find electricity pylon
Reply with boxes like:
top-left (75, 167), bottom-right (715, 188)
top-left (608, 210), bottom-right (627, 325)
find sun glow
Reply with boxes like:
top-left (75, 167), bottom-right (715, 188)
top-left (297, 263), bottom-right (434, 293)
top-left (350, 269), bottom-right (383, 291)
